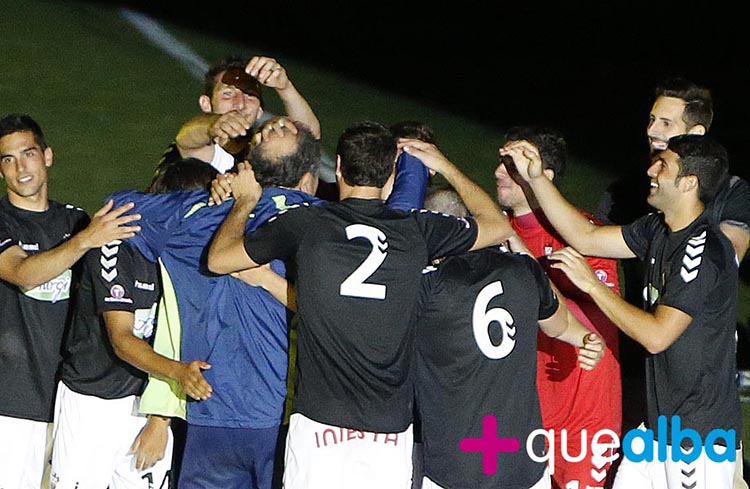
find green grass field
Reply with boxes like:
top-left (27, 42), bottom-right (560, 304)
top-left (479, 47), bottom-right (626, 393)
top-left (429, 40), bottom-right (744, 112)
top-left (3, 0), bottom-right (748, 477)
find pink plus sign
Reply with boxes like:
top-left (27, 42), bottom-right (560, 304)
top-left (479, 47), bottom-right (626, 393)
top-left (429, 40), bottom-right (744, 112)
top-left (459, 415), bottom-right (521, 475)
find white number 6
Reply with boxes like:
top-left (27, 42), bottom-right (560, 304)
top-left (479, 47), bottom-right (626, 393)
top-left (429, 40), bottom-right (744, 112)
top-left (472, 281), bottom-right (516, 359)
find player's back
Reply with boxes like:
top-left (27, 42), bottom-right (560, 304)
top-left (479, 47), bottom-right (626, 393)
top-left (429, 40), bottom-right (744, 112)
top-left (250, 197), bottom-right (478, 433)
top-left (415, 248), bottom-right (555, 489)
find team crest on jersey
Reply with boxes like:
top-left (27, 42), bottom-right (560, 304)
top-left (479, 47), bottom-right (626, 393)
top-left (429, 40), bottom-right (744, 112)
top-left (21, 269), bottom-right (72, 303)
top-left (680, 231), bottom-right (706, 283)
top-left (105, 284), bottom-right (133, 303)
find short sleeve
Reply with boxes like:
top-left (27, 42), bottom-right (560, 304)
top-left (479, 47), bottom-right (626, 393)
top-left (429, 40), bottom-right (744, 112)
top-left (413, 210), bottom-right (478, 260)
top-left (244, 205), bottom-right (310, 265)
top-left (658, 232), bottom-right (721, 319)
top-left (0, 218), bottom-right (16, 255)
top-left (719, 176), bottom-right (750, 230)
top-left (525, 256), bottom-right (559, 321)
top-left (87, 242), bottom-right (139, 314)
top-left (621, 213), bottom-right (661, 260)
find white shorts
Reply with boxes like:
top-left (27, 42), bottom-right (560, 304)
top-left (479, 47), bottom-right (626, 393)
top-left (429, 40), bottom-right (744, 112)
top-left (50, 382), bottom-right (173, 489)
top-left (0, 414), bottom-right (50, 489)
top-left (612, 424), bottom-right (735, 489)
top-left (422, 467), bottom-right (551, 489)
top-left (283, 413), bottom-right (413, 489)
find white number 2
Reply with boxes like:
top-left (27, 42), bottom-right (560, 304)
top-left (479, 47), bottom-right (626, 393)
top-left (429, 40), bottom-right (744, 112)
top-left (340, 224), bottom-right (388, 300)
top-left (472, 281), bottom-right (516, 359)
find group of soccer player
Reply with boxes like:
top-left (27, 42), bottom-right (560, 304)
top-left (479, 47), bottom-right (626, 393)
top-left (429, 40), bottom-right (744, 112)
top-left (0, 53), bottom-right (747, 489)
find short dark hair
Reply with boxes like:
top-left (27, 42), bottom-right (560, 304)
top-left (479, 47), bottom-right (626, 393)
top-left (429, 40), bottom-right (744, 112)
top-left (147, 158), bottom-right (219, 194)
top-left (203, 55), bottom-right (250, 97)
top-left (0, 114), bottom-right (47, 149)
top-left (336, 121), bottom-right (397, 188)
top-left (504, 126), bottom-right (567, 178)
top-left (390, 120), bottom-right (438, 146)
top-left (668, 134), bottom-right (728, 204)
top-left (655, 77), bottom-right (713, 131)
top-left (249, 123), bottom-right (321, 187)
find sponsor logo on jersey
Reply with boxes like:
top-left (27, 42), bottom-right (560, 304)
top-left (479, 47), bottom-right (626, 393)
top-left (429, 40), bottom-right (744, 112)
top-left (134, 280), bottom-right (155, 291)
top-left (21, 269), bottom-right (72, 303)
top-left (133, 303), bottom-right (157, 339)
top-left (20, 242), bottom-right (39, 251)
top-left (0, 238), bottom-right (13, 247)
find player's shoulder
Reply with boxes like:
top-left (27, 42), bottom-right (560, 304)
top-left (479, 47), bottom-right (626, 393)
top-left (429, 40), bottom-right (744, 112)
top-left (678, 221), bottom-right (735, 276)
top-left (264, 200), bottom-right (316, 224)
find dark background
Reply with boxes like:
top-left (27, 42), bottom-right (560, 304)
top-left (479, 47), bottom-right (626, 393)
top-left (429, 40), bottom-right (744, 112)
top-left (110, 2), bottom-right (747, 178)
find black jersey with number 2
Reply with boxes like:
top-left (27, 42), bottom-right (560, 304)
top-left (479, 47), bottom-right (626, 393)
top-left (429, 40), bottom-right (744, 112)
top-left (244, 198), bottom-right (478, 433)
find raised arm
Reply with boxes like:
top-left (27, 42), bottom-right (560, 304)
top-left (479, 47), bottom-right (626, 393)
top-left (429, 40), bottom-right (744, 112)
top-left (400, 139), bottom-right (513, 250)
top-left (246, 56), bottom-right (321, 139)
top-left (0, 200), bottom-right (140, 290)
top-left (207, 162), bottom-right (264, 274)
top-left (175, 111), bottom-right (254, 161)
top-left (500, 140), bottom-right (634, 259)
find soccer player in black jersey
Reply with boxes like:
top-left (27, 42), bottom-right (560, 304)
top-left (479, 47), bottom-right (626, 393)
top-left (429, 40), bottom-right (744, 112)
top-left (0, 114), bottom-right (141, 488)
top-left (415, 188), bottom-right (605, 489)
top-left (207, 121), bottom-right (514, 489)
top-left (502, 135), bottom-right (742, 488)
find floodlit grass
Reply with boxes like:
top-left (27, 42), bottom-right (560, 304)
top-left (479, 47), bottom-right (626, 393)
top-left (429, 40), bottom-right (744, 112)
top-left (4, 0), bottom-right (749, 473)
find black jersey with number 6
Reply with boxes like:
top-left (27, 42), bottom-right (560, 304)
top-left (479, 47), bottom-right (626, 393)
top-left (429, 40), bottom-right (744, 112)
top-left (415, 248), bottom-right (558, 489)
top-left (244, 198), bottom-right (478, 433)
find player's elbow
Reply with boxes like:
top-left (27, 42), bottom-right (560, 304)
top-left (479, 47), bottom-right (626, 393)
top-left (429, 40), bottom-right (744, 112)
top-left (643, 336), bottom-right (671, 355)
top-left (206, 251), bottom-right (228, 275)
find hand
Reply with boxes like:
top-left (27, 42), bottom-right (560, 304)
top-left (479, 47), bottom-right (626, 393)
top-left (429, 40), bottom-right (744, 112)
top-left (173, 360), bottom-right (213, 401)
top-left (246, 56), bottom-right (290, 90)
top-left (505, 232), bottom-right (534, 257)
top-left (397, 138), bottom-right (452, 175)
top-left (78, 200), bottom-right (141, 248)
top-left (548, 247), bottom-right (600, 294)
top-left (498, 140), bottom-right (544, 182)
top-left (208, 173), bottom-right (234, 206)
top-left (577, 332), bottom-right (605, 370)
top-left (256, 116), bottom-right (297, 144)
top-left (230, 162), bottom-right (263, 206)
top-left (130, 416), bottom-right (169, 471)
top-left (209, 110), bottom-right (254, 147)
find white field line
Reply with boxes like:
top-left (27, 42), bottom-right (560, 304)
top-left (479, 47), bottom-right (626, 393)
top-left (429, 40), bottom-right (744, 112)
top-left (120, 8), bottom-right (336, 181)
